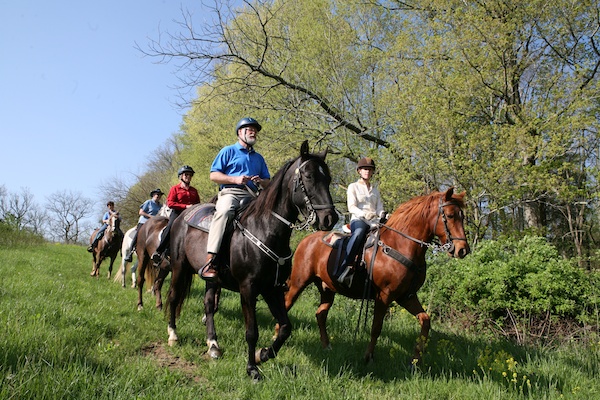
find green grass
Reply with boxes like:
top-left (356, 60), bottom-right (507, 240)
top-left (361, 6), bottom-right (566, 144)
top-left (1, 243), bottom-right (598, 399)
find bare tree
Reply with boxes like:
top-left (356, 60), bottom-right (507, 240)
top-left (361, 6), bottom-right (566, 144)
top-left (45, 190), bottom-right (94, 244)
top-left (0, 186), bottom-right (46, 235)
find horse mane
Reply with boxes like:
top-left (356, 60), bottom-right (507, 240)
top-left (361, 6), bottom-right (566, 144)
top-left (240, 157), bottom-right (297, 222)
top-left (386, 190), bottom-right (465, 230)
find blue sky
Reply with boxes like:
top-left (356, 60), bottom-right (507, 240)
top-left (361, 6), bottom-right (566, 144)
top-left (0, 1), bottom-right (209, 216)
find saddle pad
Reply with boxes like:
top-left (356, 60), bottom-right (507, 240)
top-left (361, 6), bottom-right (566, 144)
top-left (184, 203), bottom-right (215, 232)
top-left (321, 231), bottom-right (350, 248)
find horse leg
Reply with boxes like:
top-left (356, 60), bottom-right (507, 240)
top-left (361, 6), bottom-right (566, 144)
top-left (107, 256), bottom-right (116, 280)
top-left (257, 288), bottom-right (292, 364)
top-left (90, 253), bottom-right (100, 277)
top-left (316, 288), bottom-right (336, 349)
top-left (153, 265), bottom-right (170, 310)
top-left (119, 259), bottom-right (127, 288)
top-left (203, 282), bottom-right (222, 359)
top-left (364, 299), bottom-right (389, 363)
top-left (398, 295), bottom-right (430, 366)
top-left (239, 287), bottom-right (261, 380)
top-left (136, 256), bottom-right (147, 311)
top-left (130, 261), bottom-right (137, 288)
top-left (274, 258), bottom-right (313, 337)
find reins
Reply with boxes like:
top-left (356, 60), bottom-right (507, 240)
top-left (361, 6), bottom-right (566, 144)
top-left (354, 196), bottom-right (466, 335)
top-left (235, 157), bottom-right (333, 285)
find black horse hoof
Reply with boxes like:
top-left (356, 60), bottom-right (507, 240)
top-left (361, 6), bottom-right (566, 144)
top-left (247, 367), bottom-right (262, 381)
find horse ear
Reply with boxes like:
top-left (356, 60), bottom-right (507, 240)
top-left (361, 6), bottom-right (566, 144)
top-left (316, 146), bottom-right (328, 161)
top-left (300, 140), bottom-right (309, 157)
top-left (444, 187), bottom-right (455, 201)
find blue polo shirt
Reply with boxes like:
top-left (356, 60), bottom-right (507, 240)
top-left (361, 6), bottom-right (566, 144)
top-left (137, 199), bottom-right (162, 224)
top-left (210, 142), bottom-right (270, 191)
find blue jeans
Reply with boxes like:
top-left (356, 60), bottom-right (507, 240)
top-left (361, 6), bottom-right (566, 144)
top-left (341, 219), bottom-right (370, 267)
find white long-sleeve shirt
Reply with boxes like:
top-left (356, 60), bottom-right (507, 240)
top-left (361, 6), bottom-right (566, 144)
top-left (347, 180), bottom-right (384, 222)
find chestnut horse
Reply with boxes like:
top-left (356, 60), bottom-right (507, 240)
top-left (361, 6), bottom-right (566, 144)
top-left (114, 205), bottom-right (171, 289)
top-left (282, 187), bottom-right (469, 365)
top-left (89, 213), bottom-right (123, 279)
top-left (165, 141), bottom-right (338, 380)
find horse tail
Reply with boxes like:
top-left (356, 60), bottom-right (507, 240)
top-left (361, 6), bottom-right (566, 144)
top-left (146, 262), bottom-right (158, 285)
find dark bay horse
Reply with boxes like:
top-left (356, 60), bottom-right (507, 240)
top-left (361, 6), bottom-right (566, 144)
top-left (282, 187), bottom-right (469, 365)
top-left (165, 141), bottom-right (338, 380)
top-left (134, 214), bottom-right (170, 310)
top-left (89, 213), bottom-right (123, 279)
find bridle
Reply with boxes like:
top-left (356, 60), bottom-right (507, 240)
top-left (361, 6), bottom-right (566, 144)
top-left (380, 196), bottom-right (467, 254)
top-left (432, 197), bottom-right (468, 253)
top-left (235, 156), bottom-right (335, 284)
top-left (270, 158), bottom-right (335, 231)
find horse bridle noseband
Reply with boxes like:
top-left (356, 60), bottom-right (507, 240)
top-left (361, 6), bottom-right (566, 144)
top-left (235, 157), bottom-right (336, 284)
top-left (379, 197), bottom-right (467, 254)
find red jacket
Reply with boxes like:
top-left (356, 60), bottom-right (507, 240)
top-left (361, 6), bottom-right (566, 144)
top-left (166, 183), bottom-right (200, 213)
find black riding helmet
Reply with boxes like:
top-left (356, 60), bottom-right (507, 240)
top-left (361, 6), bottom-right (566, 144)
top-left (235, 117), bottom-right (262, 134)
top-left (150, 188), bottom-right (163, 197)
top-left (177, 165), bottom-right (195, 177)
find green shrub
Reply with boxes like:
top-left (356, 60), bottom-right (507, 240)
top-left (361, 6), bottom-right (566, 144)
top-left (423, 236), bottom-right (599, 340)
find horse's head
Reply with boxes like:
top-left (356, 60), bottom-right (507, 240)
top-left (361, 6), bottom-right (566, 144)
top-left (105, 213), bottom-right (120, 239)
top-left (434, 187), bottom-right (470, 259)
top-left (290, 141), bottom-right (338, 231)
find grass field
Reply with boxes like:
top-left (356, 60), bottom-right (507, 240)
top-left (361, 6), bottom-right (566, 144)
top-left (1, 243), bottom-right (598, 399)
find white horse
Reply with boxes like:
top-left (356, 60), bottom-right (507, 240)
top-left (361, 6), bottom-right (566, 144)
top-left (114, 204), bottom-right (171, 288)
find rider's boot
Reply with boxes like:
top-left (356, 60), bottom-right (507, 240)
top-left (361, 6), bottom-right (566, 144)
top-left (124, 247), bottom-right (134, 262)
top-left (200, 253), bottom-right (218, 281)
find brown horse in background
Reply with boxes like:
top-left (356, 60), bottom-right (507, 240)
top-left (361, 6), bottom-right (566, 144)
top-left (282, 187), bottom-right (469, 365)
top-left (134, 215), bottom-right (170, 311)
top-left (114, 205), bottom-right (172, 289)
top-left (89, 213), bottom-right (123, 278)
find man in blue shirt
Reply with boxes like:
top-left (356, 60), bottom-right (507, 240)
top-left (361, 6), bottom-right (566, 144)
top-left (200, 117), bottom-right (270, 281)
top-left (124, 188), bottom-right (164, 262)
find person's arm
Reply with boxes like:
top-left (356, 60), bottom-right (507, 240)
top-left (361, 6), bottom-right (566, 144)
top-left (210, 171), bottom-right (252, 186)
top-left (138, 201), bottom-right (153, 218)
top-left (166, 186), bottom-right (186, 212)
top-left (347, 184), bottom-right (365, 218)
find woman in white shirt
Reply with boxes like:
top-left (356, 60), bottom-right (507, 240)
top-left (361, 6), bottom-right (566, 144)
top-left (338, 157), bottom-right (384, 283)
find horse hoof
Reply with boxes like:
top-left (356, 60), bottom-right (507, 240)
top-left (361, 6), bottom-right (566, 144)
top-left (137, 304), bottom-right (143, 311)
top-left (208, 345), bottom-right (222, 359)
top-left (247, 367), bottom-right (262, 382)
top-left (167, 326), bottom-right (178, 346)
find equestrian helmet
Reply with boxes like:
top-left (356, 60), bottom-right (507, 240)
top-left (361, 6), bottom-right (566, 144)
top-left (357, 157), bottom-right (376, 170)
top-left (235, 117), bottom-right (262, 134)
top-left (178, 165), bottom-right (195, 176)
top-left (150, 188), bottom-right (163, 197)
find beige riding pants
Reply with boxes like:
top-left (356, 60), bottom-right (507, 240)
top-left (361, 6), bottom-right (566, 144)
top-left (206, 188), bottom-right (254, 254)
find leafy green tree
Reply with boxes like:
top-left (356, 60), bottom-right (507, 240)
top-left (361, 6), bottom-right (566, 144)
top-left (137, 0), bottom-right (600, 259)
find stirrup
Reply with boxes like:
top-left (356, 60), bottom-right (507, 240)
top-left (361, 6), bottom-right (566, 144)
top-left (337, 266), bottom-right (354, 286)
top-left (199, 258), bottom-right (218, 281)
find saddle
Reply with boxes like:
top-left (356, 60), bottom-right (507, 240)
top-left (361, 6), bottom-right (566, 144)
top-left (184, 203), bottom-right (215, 232)
top-left (321, 227), bottom-right (379, 282)
top-left (184, 197), bottom-right (255, 232)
